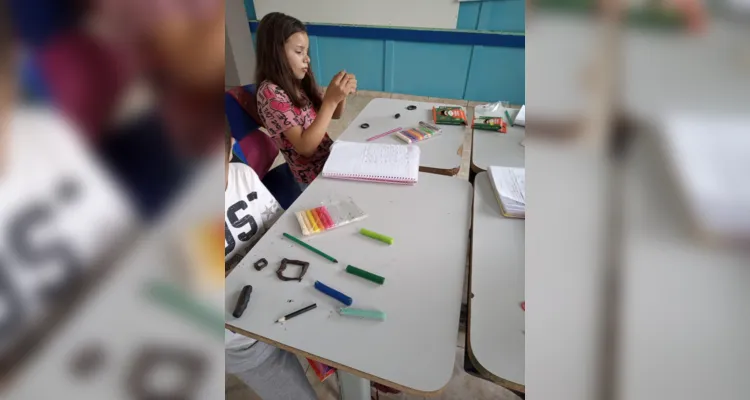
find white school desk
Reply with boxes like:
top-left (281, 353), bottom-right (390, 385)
top-left (338, 98), bottom-right (467, 176)
top-left (225, 173), bottom-right (472, 399)
top-left (468, 172), bottom-right (525, 393)
top-left (471, 123), bottom-right (525, 172)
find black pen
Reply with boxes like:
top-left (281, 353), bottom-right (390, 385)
top-left (275, 303), bottom-right (317, 323)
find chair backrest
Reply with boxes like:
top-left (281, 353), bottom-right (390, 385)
top-left (225, 85), bottom-right (265, 140)
top-left (225, 85), bottom-right (278, 180)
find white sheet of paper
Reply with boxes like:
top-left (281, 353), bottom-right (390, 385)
top-left (514, 105), bottom-right (526, 127)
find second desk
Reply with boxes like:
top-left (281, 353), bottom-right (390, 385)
top-left (468, 171), bottom-right (525, 394)
top-left (339, 98), bottom-right (467, 176)
top-left (471, 117), bottom-right (525, 172)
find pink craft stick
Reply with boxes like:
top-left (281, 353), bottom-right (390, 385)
top-left (365, 127), bottom-right (402, 142)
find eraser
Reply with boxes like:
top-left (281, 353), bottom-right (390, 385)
top-left (339, 307), bottom-right (386, 321)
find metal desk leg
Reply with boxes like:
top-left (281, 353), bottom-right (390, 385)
top-left (336, 371), bottom-right (370, 400)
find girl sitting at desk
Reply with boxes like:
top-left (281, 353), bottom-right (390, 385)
top-left (255, 12), bottom-right (356, 192)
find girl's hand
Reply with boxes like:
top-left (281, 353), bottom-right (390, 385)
top-left (324, 71), bottom-right (353, 105)
top-left (344, 74), bottom-right (357, 95)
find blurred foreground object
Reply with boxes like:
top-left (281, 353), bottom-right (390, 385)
top-left (533, 0), bottom-right (707, 31)
top-left (92, 0), bottom-right (225, 158)
top-left (1, 154), bottom-right (224, 399)
top-left (526, 4), bottom-right (750, 400)
top-left (13, 0), bottom-right (224, 157)
top-left (10, 0), bottom-right (130, 143)
top-left (613, 128), bottom-right (750, 400)
top-left (34, 31), bottom-right (128, 143)
top-left (0, 107), bottom-right (136, 376)
top-left (1, 0), bottom-right (224, 397)
top-left (658, 115), bottom-right (750, 244)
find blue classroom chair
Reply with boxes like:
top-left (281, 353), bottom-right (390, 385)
top-left (225, 85), bottom-right (302, 209)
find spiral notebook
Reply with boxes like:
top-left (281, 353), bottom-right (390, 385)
top-left (322, 141), bottom-right (420, 185)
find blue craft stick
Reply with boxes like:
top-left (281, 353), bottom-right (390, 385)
top-left (314, 281), bottom-right (353, 306)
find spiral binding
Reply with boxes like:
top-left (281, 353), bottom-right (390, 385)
top-left (322, 172), bottom-right (415, 184)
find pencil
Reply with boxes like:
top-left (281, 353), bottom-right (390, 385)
top-left (276, 303), bottom-right (317, 323)
top-left (283, 232), bottom-right (338, 263)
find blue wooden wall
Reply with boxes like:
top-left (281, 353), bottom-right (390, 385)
top-left (245, 0), bottom-right (525, 104)
top-left (457, 0), bottom-right (526, 32)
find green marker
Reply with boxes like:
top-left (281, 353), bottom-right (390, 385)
top-left (339, 307), bottom-right (386, 321)
top-left (346, 265), bottom-right (385, 285)
top-left (359, 228), bottom-right (394, 245)
top-left (283, 232), bottom-right (338, 263)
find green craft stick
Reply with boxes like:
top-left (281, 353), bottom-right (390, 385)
top-left (283, 232), bottom-right (338, 263)
top-left (504, 110), bottom-right (513, 125)
top-left (346, 265), bottom-right (385, 285)
top-left (359, 228), bottom-right (394, 245)
top-left (339, 307), bottom-right (386, 321)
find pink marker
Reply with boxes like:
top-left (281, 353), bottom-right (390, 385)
top-left (366, 127), bottom-right (402, 142)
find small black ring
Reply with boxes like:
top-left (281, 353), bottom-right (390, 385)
top-left (254, 258), bottom-right (268, 271)
top-left (406, 105), bottom-right (417, 110)
top-left (360, 123), bottom-right (370, 129)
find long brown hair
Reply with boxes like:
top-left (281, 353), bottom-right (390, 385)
top-left (255, 13), bottom-right (323, 110)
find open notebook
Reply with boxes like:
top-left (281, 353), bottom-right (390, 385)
top-left (321, 141), bottom-right (421, 185)
top-left (662, 115), bottom-right (750, 240)
top-left (488, 166), bottom-right (526, 219)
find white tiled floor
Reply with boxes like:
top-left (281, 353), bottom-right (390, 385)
top-left (228, 93), bottom-right (516, 399)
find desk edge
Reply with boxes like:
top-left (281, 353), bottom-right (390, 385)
top-left (225, 323), bottom-right (454, 396)
top-left (467, 174), bottom-right (525, 393)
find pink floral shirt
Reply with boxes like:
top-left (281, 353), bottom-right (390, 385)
top-left (256, 81), bottom-right (333, 184)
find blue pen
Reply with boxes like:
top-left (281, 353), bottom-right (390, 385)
top-left (314, 281), bottom-right (353, 306)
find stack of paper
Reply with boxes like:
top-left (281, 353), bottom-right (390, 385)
top-left (662, 116), bottom-right (750, 240)
top-left (488, 166), bottom-right (526, 219)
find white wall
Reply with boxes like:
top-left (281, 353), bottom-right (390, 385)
top-left (254, 0), bottom-right (460, 30)
top-left (225, 30), bottom-right (240, 87)
top-left (225, 0), bottom-right (256, 86)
